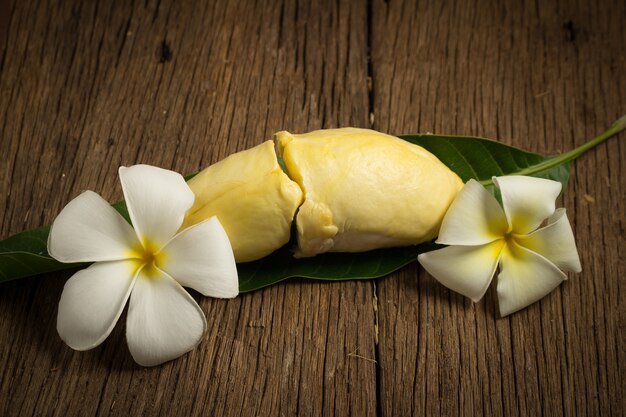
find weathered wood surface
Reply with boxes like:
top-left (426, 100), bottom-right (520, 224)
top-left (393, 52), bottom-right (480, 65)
top-left (372, 2), bottom-right (625, 416)
top-left (0, 0), bottom-right (623, 416)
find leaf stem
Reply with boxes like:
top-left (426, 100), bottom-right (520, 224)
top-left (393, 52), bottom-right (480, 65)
top-left (480, 114), bottom-right (626, 186)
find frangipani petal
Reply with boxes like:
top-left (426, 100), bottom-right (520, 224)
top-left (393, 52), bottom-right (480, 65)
top-left (119, 165), bottom-right (194, 248)
top-left (494, 176), bottom-right (561, 235)
top-left (436, 179), bottom-right (508, 245)
top-left (497, 240), bottom-right (566, 316)
top-left (418, 240), bottom-right (505, 302)
top-left (126, 268), bottom-right (207, 367)
top-left (57, 260), bottom-right (137, 350)
top-left (160, 217), bottom-right (238, 298)
top-left (516, 208), bottom-right (582, 273)
top-left (48, 191), bottom-right (140, 263)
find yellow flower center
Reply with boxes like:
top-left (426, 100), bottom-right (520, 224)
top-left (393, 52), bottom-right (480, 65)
top-left (128, 238), bottom-right (166, 278)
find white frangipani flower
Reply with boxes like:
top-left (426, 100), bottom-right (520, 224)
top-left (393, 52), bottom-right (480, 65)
top-left (417, 176), bottom-right (581, 316)
top-left (48, 164), bottom-right (238, 366)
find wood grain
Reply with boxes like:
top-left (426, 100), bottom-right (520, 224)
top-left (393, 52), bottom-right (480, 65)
top-left (371, 0), bottom-right (625, 416)
top-left (0, 0), bottom-right (376, 416)
top-left (0, 0), bottom-right (624, 416)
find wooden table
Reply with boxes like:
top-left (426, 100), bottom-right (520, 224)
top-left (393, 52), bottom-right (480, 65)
top-left (1, 0), bottom-right (624, 416)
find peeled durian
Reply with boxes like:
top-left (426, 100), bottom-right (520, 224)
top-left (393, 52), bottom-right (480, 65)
top-left (184, 128), bottom-right (462, 261)
top-left (276, 128), bottom-right (463, 257)
top-left (182, 141), bottom-right (303, 262)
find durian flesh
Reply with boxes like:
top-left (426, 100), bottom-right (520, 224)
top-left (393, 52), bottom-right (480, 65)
top-left (184, 128), bottom-right (463, 261)
top-left (182, 141), bottom-right (303, 262)
top-left (276, 128), bottom-right (463, 257)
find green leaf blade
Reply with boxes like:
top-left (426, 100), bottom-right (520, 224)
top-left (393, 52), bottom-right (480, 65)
top-left (0, 227), bottom-right (85, 282)
top-left (237, 241), bottom-right (439, 292)
top-left (400, 134), bottom-right (571, 189)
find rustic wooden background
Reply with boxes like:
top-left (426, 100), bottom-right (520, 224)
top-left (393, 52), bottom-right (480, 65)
top-left (0, 0), bottom-right (624, 416)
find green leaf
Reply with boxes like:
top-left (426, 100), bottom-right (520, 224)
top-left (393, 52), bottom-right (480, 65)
top-left (399, 134), bottom-right (572, 188)
top-left (0, 227), bottom-right (84, 282)
top-left (238, 240), bottom-right (440, 292)
top-left (1, 116), bottom-right (623, 288)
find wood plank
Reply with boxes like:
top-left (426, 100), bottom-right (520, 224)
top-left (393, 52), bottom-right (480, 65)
top-left (0, 0), bottom-right (376, 416)
top-left (371, 0), bottom-right (625, 416)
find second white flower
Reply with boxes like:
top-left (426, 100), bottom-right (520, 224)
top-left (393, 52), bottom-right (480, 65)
top-left (417, 176), bottom-right (581, 316)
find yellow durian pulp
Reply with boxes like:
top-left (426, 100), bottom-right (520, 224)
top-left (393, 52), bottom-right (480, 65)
top-left (276, 128), bottom-right (463, 257)
top-left (182, 141), bottom-right (303, 262)
top-left (183, 128), bottom-right (463, 262)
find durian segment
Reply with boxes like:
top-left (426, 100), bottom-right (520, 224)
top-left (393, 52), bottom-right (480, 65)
top-left (276, 128), bottom-right (463, 257)
top-left (183, 141), bottom-right (303, 262)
